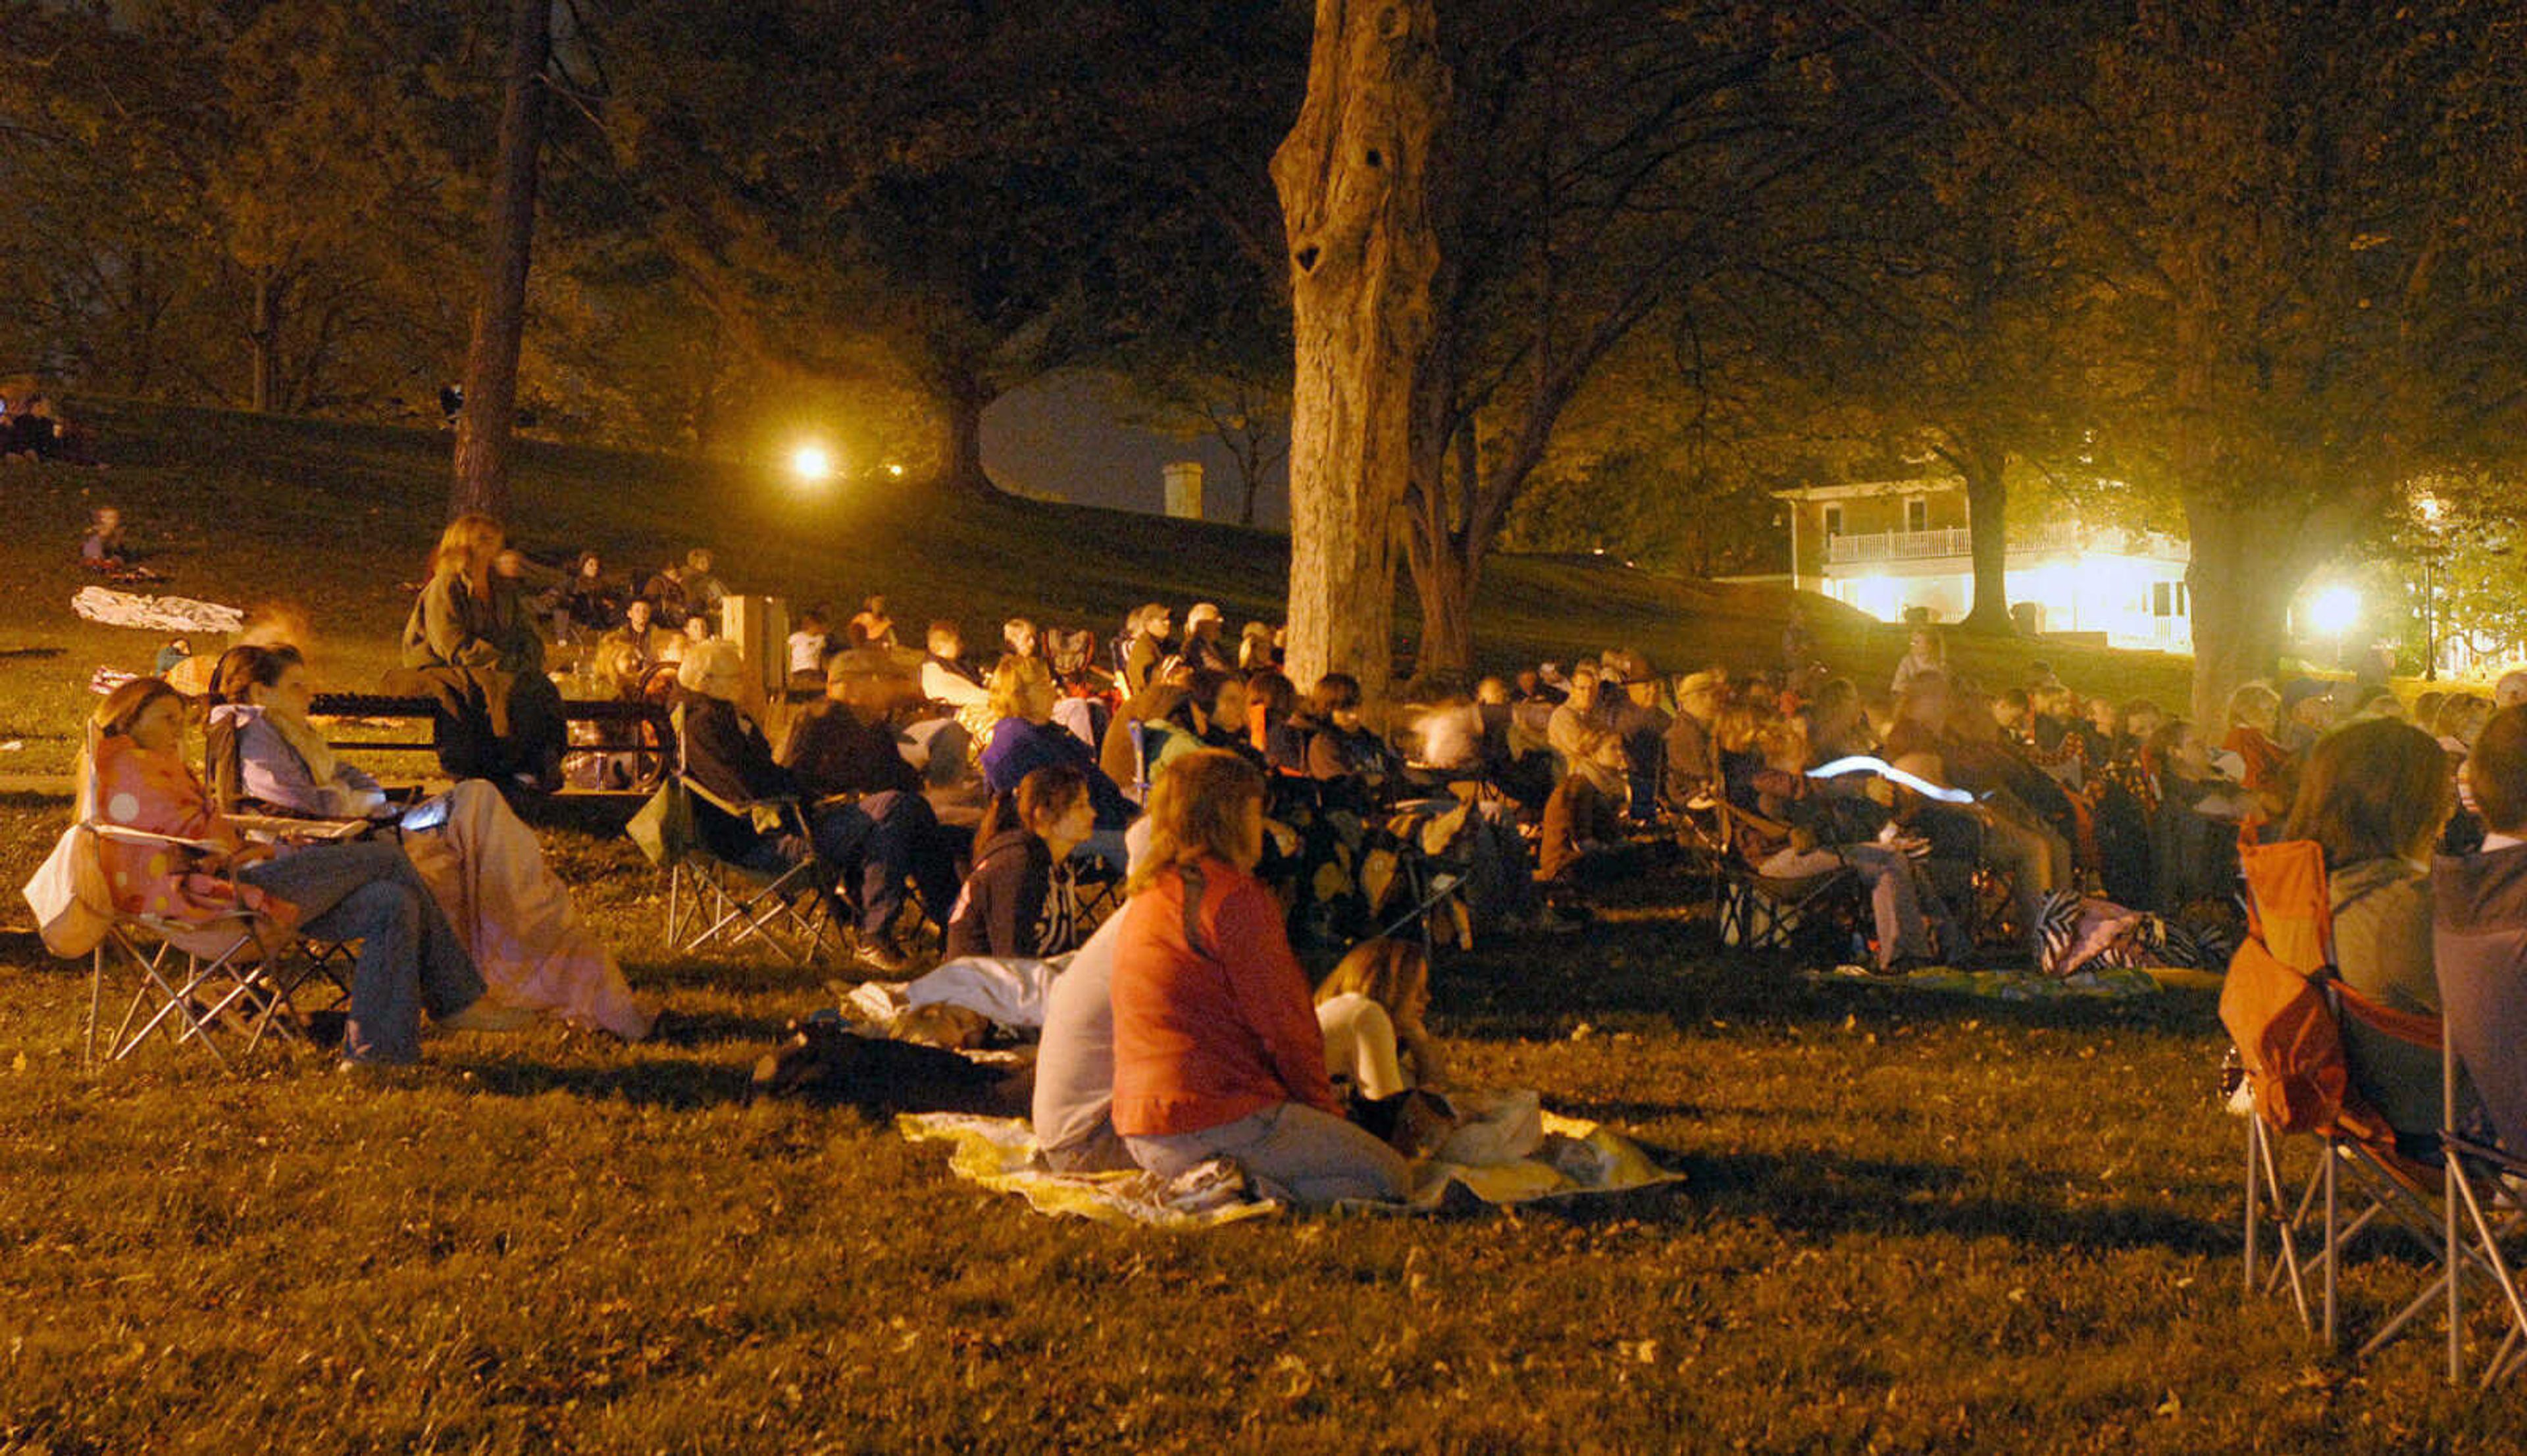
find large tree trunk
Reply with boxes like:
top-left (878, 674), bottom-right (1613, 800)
top-left (1958, 439), bottom-right (2014, 635)
top-left (1406, 540), bottom-right (1476, 686)
top-left (451, 0), bottom-right (552, 522)
top-left (2183, 495), bottom-right (2321, 726)
top-left (928, 383), bottom-right (993, 496)
top-left (1270, 0), bottom-right (1449, 696)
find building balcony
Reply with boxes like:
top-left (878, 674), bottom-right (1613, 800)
top-left (1823, 522), bottom-right (2187, 566)
top-left (1824, 526), bottom-right (1972, 563)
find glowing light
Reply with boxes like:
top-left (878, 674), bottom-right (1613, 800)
top-left (789, 443), bottom-right (835, 485)
top-left (886, 463), bottom-right (905, 479)
top-left (2417, 493), bottom-right (2444, 524)
top-left (2309, 585), bottom-right (2362, 636)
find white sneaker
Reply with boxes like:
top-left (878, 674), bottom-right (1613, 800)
top-left (1165, 1158), bottom-right (1251, 1213)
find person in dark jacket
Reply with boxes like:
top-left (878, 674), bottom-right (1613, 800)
top-left (389, 513), bottom-right (564, 787)
top-left (944, 766), bottom-right (1094, 959)
top-left (975, 656), bottom-right (1135, 874)
top-left (680, 643), bottom-right (956, 971)
top-left (2435, 703), bottom-right (2527, 1152)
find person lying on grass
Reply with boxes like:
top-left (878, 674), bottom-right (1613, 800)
top-left (214, 644), bottom-right (651, 1041)
top-left (1111, 750), bottom-right (1411, 1209)
top-left (84, 678), bottom-right (532, 1070)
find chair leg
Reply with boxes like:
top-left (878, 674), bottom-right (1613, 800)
top-left (2324, 1140), bottom-right (2340, 1350)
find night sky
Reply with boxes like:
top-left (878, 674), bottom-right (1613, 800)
top-left (983, 374), bottom-right (1290, 530)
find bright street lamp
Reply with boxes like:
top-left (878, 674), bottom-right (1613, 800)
top-left (790, 443), bottom-right (836, 486)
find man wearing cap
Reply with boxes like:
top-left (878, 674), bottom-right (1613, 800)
top-left (1180, 603), bottom-right (1232, 674)
top-left (1664, 669), bottom-right (1726, 811)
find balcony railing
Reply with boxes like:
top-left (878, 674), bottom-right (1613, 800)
top-left (1824, 523), bottom-right (2187, 565)
top-left (1825, 526), bottom-right (1972, 563)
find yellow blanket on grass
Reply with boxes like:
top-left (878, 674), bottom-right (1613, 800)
top-left (896, 1110), bottom-right (1680, 1230)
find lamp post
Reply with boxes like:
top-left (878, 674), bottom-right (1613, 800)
top-left (2418, 493), bottom-right (2443, 682)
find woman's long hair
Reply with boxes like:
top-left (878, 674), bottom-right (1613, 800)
top-left (2282, 716), bottom-right (2451, 868)
top-left (429, 513), bottom-right (505, 593)
top-left (94, 677), bottom-right (180, 741)
top-left (974, 764), bottom-right (1088, 847)
top-left (1127, 749), bottom-right (1265, 895)
top-left (1314, 938), bottom-right (1428, 1014)
top-left (986, 653), bottom-right (1054, 722)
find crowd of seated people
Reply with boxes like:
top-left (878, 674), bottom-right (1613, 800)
top-left (87, 498), bottom-right (2527, 1201)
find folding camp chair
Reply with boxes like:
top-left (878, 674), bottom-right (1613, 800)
top-left (2436, 918), bottom-right (2527, 1386)
top-left (2239, 988), bottom-right (2453, 1359)
top-left (636, 707), bottom-right (840, 968)
top-left (2227, 838), bottom-right (2460, 1359)
top-left (1711, 801), bottom-right (1863, 956)
top-left (200, 711), bottom-right (378, 1011)
top-left (83, 822), bottom-right (312, 1074)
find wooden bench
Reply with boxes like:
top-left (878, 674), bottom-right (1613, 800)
top-left (308, 691), bottom-right (673, 794)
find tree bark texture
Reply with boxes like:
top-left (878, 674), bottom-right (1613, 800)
top-left (1271, 0), bottom-right (1449, 695)
top-left (451, 0), bottom-right (551, 522)
top-left (1958, 439), bottom-right (2014, 635)
top-left (2181, 493), bottom-right (2357, 727)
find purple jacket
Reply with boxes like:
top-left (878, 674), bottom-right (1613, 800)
top-left (981, 716), bottom-right (1133, 829)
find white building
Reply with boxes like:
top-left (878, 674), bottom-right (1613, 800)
top-left (1774, 478), bottom-right (2193, 651)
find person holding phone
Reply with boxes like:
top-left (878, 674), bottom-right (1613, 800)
top-left (216, 645), bottom-right (651, 1040)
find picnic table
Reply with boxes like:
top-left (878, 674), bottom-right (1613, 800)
top-left (309, 691), bottom-right (672, 794)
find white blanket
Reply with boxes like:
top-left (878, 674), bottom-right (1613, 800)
top-left (72, 586), bottom-right (243, 634)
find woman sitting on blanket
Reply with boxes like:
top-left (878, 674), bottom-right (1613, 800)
top-left (944, 765), bottom-right (1095, 960)
top-left (213, 645), bottom-right (651, 1040)
top-left (1110, 749), bottom-right (1411, 1209)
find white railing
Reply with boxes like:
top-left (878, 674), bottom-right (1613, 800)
top-left (1824, 522), bottom-right (2189, 566)
top-left (1825, 526), bottom-right (1973, 563)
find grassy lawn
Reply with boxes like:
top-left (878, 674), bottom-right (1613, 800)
top-left (1, 405), bottom-right (2505, 1451)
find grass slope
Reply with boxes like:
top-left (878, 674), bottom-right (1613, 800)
top-left (0, 398), bottom-right (2193, 775)
top-left (8, 403), bottom-right (2472, 1454)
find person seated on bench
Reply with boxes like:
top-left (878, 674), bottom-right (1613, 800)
top-left (391, 513), bottom-right (565, 789)
top-left (217, 646), bottom-right (651, 1040)
top-left (598, 597), bottom-right (675, 701)
top-left (1314, 938), bottom-right (1448, 1115)
top-left (682, 641), bottom-right (953, 972)
top-left (944, 765), bottom-right (1094, 960)
top-left (1111, 751), bottom-right (1410, 1208)
top-left (88, 678), bottom-right (532, 1069)
top-left (2284, 716), bottom-right (2455, 1143)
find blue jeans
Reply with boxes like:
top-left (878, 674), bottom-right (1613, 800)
top-left (1127, 1102), bottom-right (1409, 1209)
top-left (240, 840), bottom-right (487, 1064)
top-left (810, 790), bottom-right (960, 941)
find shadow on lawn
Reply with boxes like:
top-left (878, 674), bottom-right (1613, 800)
top-left (459, 1055), bottom-right (755, 1109)
top-left (1640, 1144), bottom-right (2232, 1256)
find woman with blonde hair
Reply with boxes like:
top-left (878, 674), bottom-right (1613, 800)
top-left (1110, 750), bottom-right (1410, 1207)
top-left (2220, 681), bottom-right (2291, 819)
top-left (978, 652), bottom-right (1134, 838)
top-left (390, 513), bottom-right (563, 788)
top-left (1314, 938), bottom-right (1447, 1102)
